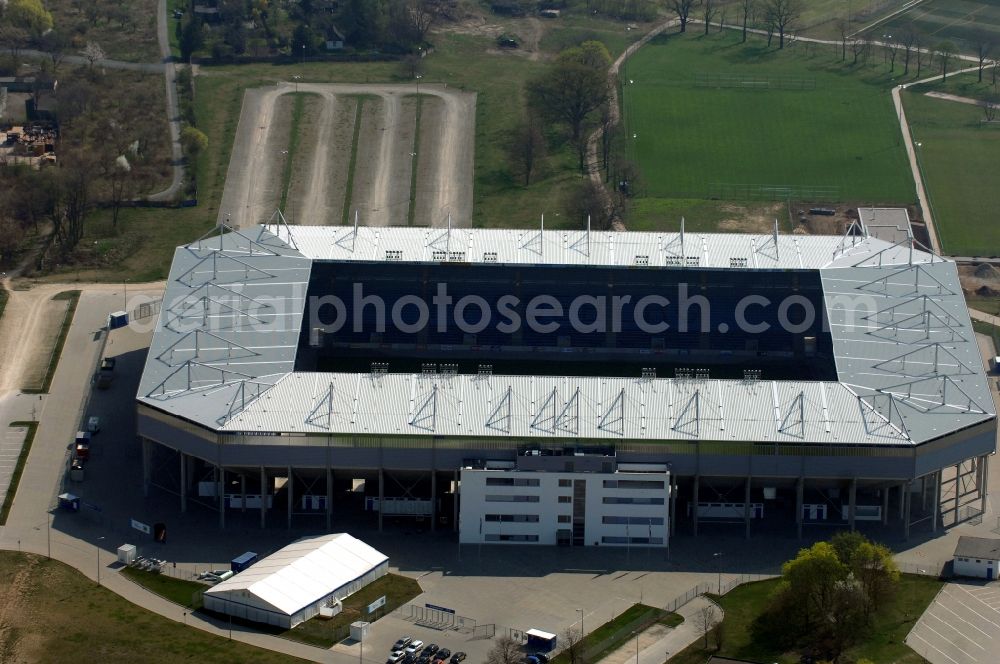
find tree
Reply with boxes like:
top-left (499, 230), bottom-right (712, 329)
top-left (485, 636), bottom-right (522, 664)
top-left (669, 0), bottom-right (696, 33)
top-left (765, 0), bottom-right (802, 49)
top-left (561, 627), bottom-right (584, 664)
top-left (901, 29), bottom-right (917, 76)
top-left (701, 0), bottom-right (718, 36)
top-left (885, 37), bottom-right (899, 71)
top-left (39, 29), bottom-right (69, 72)
top-left (985, 93), bottom-right (1000, 122)
top-left (178, 16), bottom-right (204, 61)
top-left (696, 604), bottom-right (718, 648)
top-left (181, 127), bottom-right (209, 159)
top-left (527, 47), bottom-right (610, 142)
top-left (81, 41), bottom-right (106, 69)
top-left (5, 0), bottom-right (53, 38)
top-left (739, 0), bottom-right (756, 43)
top-left (507, 116), bottom-right (546, 186)
top-left (974, 33), bottom-right (994, 83)
top-left (781, 542), bottom-right (847, 627)
top-left (937, 40), bottom-right (955, 81)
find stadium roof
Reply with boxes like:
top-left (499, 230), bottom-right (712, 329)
top-left (136, 222), bottom-right (995, 446)
top-left (204, 533), bottom-right (388, 617)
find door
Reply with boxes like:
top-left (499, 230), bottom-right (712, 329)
top-left (988, 566), bottom-right (994, 581)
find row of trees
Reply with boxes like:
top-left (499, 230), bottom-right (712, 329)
top-left (669, 0), bottom-right (803, 49)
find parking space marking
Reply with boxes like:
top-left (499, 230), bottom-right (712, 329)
top-left (910, 628), bottom-right (971, 664)
top-left (930, 603), bottom-right (993, 643)
top-left (945, 586), bottom-right (1000, 629)
top-left (923, 612), bottom-right (987, 654)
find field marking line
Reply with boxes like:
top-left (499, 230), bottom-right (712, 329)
top-left (925, 606), bottom-right (991, 646)
top-left (848, 0), bottom-right (928, 38)
top-left (929, 6), bottom-right (986, 38)
top-left (908, 631), bottom-right (965, 664)
top-left (945, 585), bottom-right (1000, 629)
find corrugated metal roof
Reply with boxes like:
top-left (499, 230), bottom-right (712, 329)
top-left (137, 224), bottom-right (995, 445)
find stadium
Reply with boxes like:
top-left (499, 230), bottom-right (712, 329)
top-left (135, 219), bottom-right (996, 547)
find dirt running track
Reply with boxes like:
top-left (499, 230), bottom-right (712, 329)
top-left (218, 82), bottom-right (476, 229)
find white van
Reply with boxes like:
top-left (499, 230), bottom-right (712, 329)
top-left (87, 416), bottom-right (101, 433)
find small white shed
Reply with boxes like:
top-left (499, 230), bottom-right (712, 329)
top-left (954, 536), bottom-right (1000, 580)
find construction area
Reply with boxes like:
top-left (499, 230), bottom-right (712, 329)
top-left (218, 82), bottom-right (476, 229)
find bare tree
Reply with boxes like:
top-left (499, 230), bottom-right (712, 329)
top-left (739, 0), bottom-right (756, 43)
top-left (81, 41), bottom-right (106, 69)
top-left (937, 40), bottom-right (955, 81)
top-left (507, 116), bottom-right (546, 186)
top-left (561, 627), bottom-right (584, 664)
top-left (850, 37), bottom-right (866, 65)
top-left (702, 0), bottom-right (718, 36)
top-left (696, 605), bottom-right (718, 649)
top-left (885, 37), bottom-right (899, 71)
top-left (984, 93), bottom-right (1000, 122)
top-left (901, 30), bottom-right (916, 76)
top-left (765, 0), bottom-right (802, 49)
top-left (837, 19), bottom-right (848, 60)
top-left (486, 636), bottom-right (522, 664)
top-left (915, 32), bottom-right (924, 77)
top-left (975, 33), bottom-right (994, 83)
top-left (670, 0), bottom-right (696, 33)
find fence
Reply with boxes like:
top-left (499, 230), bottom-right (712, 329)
top-left (395, 603), bottom-right (478, 633)
top-left (132, 299), bottom-right (162, 322)
top-left (707, 182), bottom-right (841, 201)
top-left (694, 73), bottom-right (816, 90)
top-left (579, 605), bottom-right (675, 662)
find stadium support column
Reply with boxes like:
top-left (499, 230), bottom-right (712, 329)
top-left (378, 467), bottom-right (384, 532)
top-left (848, 478), bottom-right (857, 532)
top-left (453, 469), bottom-right (459, 533)
top-left (141, 438), bottom-right (151, 498)
top-left (898, 482), bottom-right (906, 520)
top-left (692, 475), bottom-right (700, 536)
top-left (240, 474), bottom-right (246, 513)
top-left (431, 470), bottom-right (437, 532)
top-left (982, 454), bottom-right (990, 516)
top-left (932, 470), bottom-right (941, 533)
top-left (260, 466), bottom-right (267, 529)
top-left (287, 465), bottom-right (293, 530)
top-left (904, 480), bottom-right (912, 540)
top-left (795, 477), bottom-right (804, 539)
top-left (217, 465), bottom-right (225, 529)
top-left (179, 451), bottom-right (187, 513)
top-left (744, 477), bottom-right (752, 540)
top-left (326, 466), bottom-right (333, 532)
top-left (881, 485), bottom-right (889, 526)
top-left (669, 473), bottom-right (677, 536)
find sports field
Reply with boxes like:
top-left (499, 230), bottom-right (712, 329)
top-left (620, 32), bottom-right (915, 204)
top-left (874, 0), bottom-right (1000, 56)
top-left (904, 91), bottom-right (1000, 256)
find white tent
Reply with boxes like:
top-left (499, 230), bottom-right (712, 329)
top-left (203, 533), bottom-right (389, 628)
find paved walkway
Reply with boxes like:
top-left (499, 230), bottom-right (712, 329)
top-left (601, 596), bottom-right (721, 664)
top-left (0, 426), bottom-right (28, 509)
top-left (148, 0), bottom-right (185, 202)
top-left (925, 91), bottom-right (990, 108)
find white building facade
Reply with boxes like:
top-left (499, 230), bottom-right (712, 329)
top-left (459, 467), bottom-right (670, 547)
top-left (953, 536), bottom-right (1000, 580)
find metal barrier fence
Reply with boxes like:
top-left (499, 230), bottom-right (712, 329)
top-left (395, 603), bottom-right (478, 633)
top-left (132, 299), bottom-right (162, 321)
top-left (472, 624), bottom-right (496, 640)
top-left (580, 605), bottom-right (673, 662)
top-left (664, 582), bottom-right (713, 613)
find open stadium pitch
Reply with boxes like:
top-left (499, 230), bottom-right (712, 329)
top-left (872, 0), bottom-right (1000, 56)
top-left (620, 31), bottom-right (915, 205)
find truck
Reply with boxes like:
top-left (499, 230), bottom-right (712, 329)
top-left (96, 357), bottom-right (116, 389)
top-left (75, 431), bottom-right (91, 462)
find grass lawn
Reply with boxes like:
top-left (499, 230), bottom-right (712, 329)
top-left (283, 573), bottom-right (421, 648)
top-left (669, 574), bottom-right (941, 664)
top-left (903, 91), bottom-right (1000, 256)
top-left (551, 604), bottom-right (683, 664)
top-left (621, 31), bottom-right (915, 205)
top-left (874, 0), bottom-right (1000, 56)
top-left (0, 552), bottom-right (305, 663)
top-left (120, 566), bottom-right (208, 609)
top-left (22, 291), bottom-right (80, 394)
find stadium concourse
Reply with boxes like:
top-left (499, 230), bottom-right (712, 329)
top-left (134, 219), bottom-right (995, 547)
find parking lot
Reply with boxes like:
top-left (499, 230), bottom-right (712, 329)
top-left (908, 581), bottom-right (1000, 664)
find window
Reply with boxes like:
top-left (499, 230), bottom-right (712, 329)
top-left (432, 250), bottom-right (447, 261)
top-left (601, 536), bottom-right (664, 544)
top-left (485, 495), bottom-right (540, 503)
top-left (557, 515), bottom-right (571, 523)
top-left (485, 514), bottom-right (539, 523)
top-left (603, 479), bottom-right (664, 490)
top-left (602, 536), bottom-right (628, 544)
top-left (729, 257), bottom-right (748, 268)
top-left (483, 251), bottom-right (498, 263)
top-left (557, 496), bottom-right (572, 503)
top-left (558, 479), bottom-right (572, 488)
top-left (603, 497), bottom-right (665, 505)
top-left (634, 255), bottom-right (650, 266)
top-left (602, 516), bottom-right (664, 525)
top-left (486, 477), bottom-right (540, 487)
top-left (485, 534), bottom-right (539, 542)
top-left (385, 250), bottom-right (403, 261)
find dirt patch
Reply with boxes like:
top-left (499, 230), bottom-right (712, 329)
top-left (284, 93), bottom-right (325, 224)
top-left (256, 94), bottom-right (295, 220)
top-left (959, 263), bottom-right (1000, 296)
top-left (349, 95), bottom-right (387, 224)
top-left (717, 203), bottom-right (785, 234)
top-left (413, 95), bottom-right (446, 227)
top-left (325, 97), bottom-right (359, 224)
top-left (0, 289), bottom-right (70, 394)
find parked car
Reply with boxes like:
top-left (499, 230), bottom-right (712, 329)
top-left (405, 641), bottom-right (424, 655)
top-left (533, 654), bottom-right (549, 664)
top-left (393, 638), bottom-right (413, 651)
top-left (436, 649), bottom-right (451, 660)
top-left (423, 645), bottom-right (439, 656)
top-left (524, 656), bottom-right (540, 664)
top-left (450, 653), bottom-right (466, 663)
top-left (387, 652), bottom-right (406, 664)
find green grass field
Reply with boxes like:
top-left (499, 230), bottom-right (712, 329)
top-left (621, 31), bottom-right (915, 205)
top-left (670, 574), bottom-right (941, 664)
top-left (0, 552), bottom-right (304, 663)
top-left (904, 91), bottom-right (1000, 256)
top-left (875, 0), bottom-right (1000, 56)
top-left (120, 566), bottom-right (207, 609)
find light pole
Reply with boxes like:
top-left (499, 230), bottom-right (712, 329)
top-left (96, 536), bottom-right (105, 585)
top-left (123, 279), bottom-right (128, 311)
top-left (577, 608), bottom-right (584, 637)
top-left (359, 628), bottom-right (364, 664)
top-left (292, 74), bottom-right (301, 93)
top-left (713, 551), bottom-right (723, 594)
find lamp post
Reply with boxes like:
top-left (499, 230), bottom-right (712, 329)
top-left (713, 551), bottom-right (723, 594)
top-left (577, 608), bottom-right (584, 637)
